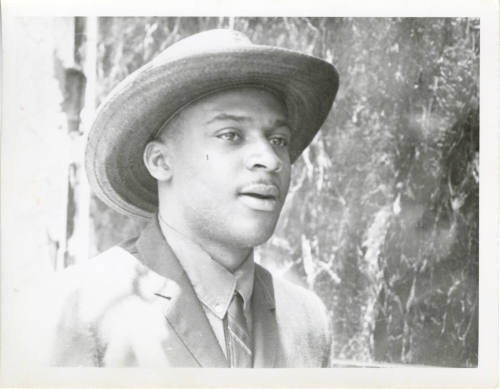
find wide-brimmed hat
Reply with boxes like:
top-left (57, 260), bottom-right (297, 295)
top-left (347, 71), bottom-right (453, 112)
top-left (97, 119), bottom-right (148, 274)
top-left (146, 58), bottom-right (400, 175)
top-left (85, 29), bottom-right (339, 219)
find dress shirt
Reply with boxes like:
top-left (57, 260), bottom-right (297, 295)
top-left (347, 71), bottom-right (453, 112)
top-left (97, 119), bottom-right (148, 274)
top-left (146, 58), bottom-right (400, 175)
top-left (158, 217), bottom-right (255, 357)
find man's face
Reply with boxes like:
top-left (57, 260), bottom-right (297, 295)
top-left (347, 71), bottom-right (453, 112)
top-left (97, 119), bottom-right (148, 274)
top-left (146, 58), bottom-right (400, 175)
top-left (161, 87), bottom-right (292, 250)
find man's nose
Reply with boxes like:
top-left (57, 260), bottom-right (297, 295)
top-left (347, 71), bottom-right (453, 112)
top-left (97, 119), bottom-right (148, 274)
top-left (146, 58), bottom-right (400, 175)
top-left (245, 138), bottom-right (284, 173)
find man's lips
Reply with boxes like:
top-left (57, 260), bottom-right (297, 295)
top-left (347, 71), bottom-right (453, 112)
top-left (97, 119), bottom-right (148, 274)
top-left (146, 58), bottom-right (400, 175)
top-left (238, 183), bottom-right (280, 200)
top-left (237, 183), bottom-right (281, 212)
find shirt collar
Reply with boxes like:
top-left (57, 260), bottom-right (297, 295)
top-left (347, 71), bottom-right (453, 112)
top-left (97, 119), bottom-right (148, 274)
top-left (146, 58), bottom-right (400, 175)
top-left (158, 216), bottom-right (255, 319)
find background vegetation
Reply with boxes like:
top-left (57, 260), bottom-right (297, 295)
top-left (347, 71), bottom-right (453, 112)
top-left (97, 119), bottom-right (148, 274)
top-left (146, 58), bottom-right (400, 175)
top-left (90, 17), bottom-right (479, 366)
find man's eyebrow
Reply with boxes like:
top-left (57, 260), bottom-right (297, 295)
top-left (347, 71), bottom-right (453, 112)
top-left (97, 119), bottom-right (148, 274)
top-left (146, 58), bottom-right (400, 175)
top-left (205, 113), bottom-right (250, 125)
top-left (205, 114), bottom-right (290, 130)
top-left (269, 119), bottom-right (291, 130)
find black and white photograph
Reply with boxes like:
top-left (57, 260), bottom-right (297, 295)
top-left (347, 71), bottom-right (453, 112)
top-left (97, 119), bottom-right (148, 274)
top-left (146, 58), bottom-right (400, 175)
top-left (1, 0), bottom-right (498, 387)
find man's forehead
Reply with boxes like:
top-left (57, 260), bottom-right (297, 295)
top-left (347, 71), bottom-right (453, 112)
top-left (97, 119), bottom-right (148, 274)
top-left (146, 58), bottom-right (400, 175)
top-left (157, 87), bottom-right (289, 140)
top-left (186, 87), bottom-right (288, 119)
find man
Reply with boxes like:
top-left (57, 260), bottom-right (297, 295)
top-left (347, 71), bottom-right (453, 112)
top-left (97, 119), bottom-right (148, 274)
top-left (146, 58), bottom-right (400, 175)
top-left (39, 28), bottom-right (339, 368)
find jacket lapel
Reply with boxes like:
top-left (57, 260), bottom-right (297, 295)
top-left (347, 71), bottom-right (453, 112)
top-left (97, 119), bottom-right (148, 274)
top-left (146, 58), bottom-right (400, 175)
top-left (252, 265), bottom-right (279, 368)
top-left (134, 219), bottom-right (229, 367)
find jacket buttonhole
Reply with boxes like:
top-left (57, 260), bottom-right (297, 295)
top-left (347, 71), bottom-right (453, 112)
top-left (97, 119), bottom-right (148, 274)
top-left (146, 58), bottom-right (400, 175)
top-left (154, 293), bottom-right (172, 300)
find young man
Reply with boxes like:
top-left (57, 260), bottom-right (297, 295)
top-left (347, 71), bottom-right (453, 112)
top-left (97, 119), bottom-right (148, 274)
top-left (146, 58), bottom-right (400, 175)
top-left (42, 29), bottom-right (339, 367)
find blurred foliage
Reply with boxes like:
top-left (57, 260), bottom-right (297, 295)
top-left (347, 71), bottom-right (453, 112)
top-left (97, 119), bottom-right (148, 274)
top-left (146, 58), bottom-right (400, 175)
top-left (91, 17), bottom-right (479, 366)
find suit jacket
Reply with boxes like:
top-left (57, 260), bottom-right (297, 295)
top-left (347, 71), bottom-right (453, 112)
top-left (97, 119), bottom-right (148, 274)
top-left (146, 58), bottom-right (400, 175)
top-left (35, 220), bottom-right (332, 367)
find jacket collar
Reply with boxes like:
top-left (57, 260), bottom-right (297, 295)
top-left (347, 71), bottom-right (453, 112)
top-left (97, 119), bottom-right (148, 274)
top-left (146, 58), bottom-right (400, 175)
top-left (158, 219), bottom-right (255, 320)
top-left (133, 218), bottom-right (229, 367)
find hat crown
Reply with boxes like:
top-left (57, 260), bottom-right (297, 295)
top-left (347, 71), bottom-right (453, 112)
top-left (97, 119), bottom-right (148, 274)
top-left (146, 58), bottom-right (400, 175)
top-left (153, 29), bottom-right (253, 63)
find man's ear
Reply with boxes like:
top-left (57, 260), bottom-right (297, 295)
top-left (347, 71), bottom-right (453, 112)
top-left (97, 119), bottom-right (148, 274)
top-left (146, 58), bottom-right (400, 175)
top-left (143, 140), bottom-right (173, 182)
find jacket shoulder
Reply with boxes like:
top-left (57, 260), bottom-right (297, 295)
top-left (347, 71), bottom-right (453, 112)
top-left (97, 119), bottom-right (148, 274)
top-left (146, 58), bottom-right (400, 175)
top-left (255, 264), bottom-right (332, 366)
top-left (46, 245), bottom-right (143, 317)
top-left (30, 243), bottom-right (167, 366)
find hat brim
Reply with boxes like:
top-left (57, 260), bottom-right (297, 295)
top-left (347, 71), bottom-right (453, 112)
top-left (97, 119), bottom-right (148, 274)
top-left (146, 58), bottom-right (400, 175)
top-left (85, 45), bottom-right (339, 219)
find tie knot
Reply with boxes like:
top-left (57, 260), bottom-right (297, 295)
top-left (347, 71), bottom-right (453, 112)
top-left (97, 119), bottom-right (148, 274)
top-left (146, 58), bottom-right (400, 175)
top-left (233, 290), bottom-right (243, 303)
top-left (228, 291), bottom-right (245, 320)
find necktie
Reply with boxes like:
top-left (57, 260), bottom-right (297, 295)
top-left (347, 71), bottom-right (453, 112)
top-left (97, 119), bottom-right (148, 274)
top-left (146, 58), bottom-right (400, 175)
top-left (225, 292), bottom-right (253, 367)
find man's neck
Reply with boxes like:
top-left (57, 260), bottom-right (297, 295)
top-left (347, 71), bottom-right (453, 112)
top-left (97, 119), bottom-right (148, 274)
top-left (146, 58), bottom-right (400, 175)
top-left (158, 213), bottom-right (252, 273)
top-left (197, 241), bottom-right (252, 273)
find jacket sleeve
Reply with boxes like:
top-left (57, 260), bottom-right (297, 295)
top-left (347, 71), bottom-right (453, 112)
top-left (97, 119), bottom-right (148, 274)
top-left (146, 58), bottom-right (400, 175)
top-left (19, 271), bottom-right (102, 367)
top-left (48, 289), bottom-right (103, 366)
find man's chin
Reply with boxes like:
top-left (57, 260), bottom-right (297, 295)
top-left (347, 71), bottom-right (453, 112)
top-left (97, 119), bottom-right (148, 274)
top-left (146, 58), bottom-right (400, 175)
top-left (230, 219), bottom-right (279, 248)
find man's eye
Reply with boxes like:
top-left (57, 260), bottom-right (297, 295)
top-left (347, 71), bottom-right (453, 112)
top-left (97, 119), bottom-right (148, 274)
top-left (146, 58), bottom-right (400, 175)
top-left (269, 136), bottom-right (288, 147)
top-left (217, 131), bottom-right (241, 142)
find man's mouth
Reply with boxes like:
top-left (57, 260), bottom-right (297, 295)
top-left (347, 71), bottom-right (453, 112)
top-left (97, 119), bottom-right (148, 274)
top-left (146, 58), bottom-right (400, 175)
top-left (241, 193), bottom-right (276, 200)
top-left (238, 184), bottom-right (280, 211)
